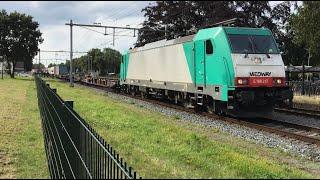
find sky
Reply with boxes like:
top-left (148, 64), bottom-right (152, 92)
top-left (0, 1), bottom-right (300, 67)
top-left (0, 1), bottom-right (154, 67)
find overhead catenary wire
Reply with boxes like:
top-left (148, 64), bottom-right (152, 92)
top-left (62, 2), bottom-right (160, 67)
top-left (77, 26), bottom-right (106, 35)
top-left (126, 1), bottom-right (157, 17)
top-left (76, 25), bottom-right (140, 37)
top-left (107, 1), bottom-right (145, 20)
top-left (42, 5), bottom-right (156, 67)
top-left (97, 30), bottom-right (134, 49)
top-left (41, 4), bottom-right (148, 68)
top-left (114, 4), bottom-right (147, 21)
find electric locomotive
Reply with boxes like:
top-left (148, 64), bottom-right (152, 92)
top-left (119, 26), bottom-right (293, 117)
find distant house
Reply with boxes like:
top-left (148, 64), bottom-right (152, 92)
top-left (0, 62), bottom-right (3, 73)
top-left (0, 60), bottom-right (7, 73)
top-left (32, 68), bottom-right (40, 74)
top-left (0, 60), bottom-right (26, 74)
top-left (14, 61), bottom-right (25, 72)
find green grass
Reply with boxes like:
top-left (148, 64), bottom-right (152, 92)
top-left (0, 77), bottom-right (48, 179)
top-left (45, 79), bottom-right (320, 179)
top-left (294, 95), bottom-right (320, 105)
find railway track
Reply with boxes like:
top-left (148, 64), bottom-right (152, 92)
top-left (274, 107), bottom-right (320, 119)
top-left (56, 77), bottom-right (320, 147)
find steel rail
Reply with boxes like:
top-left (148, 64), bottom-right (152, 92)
top-left (274, 107), bottom-right (320, 119)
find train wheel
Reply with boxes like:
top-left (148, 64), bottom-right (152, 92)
top-left (141, 92), bottom-right (147, 99)
top-left (211, 100), bottom-right (224, 116)
top-left (182, 101), bottom-right (193, 109)
top-left (206, 97), bottom-right (215, 114)
top-left (206, 105), bottom-right (215, 114)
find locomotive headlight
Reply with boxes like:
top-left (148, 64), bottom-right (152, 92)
top-left (236, 77), bottom-right (249, 86)
top-left (276, 79), bottom-right (282, 84)
top-left (273, 77), bottom-right (285, 86)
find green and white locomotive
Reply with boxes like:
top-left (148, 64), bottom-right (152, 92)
top-left (120, 26), bottom-right (293, 117)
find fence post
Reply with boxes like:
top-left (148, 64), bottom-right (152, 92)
top-left (64, 100), bottom-right (74, 109)
top-left (309, 82), bottom-right (311, 97)
top-left (302, 63), bottom-right (305, 95)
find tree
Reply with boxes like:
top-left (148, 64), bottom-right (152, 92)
top-left (48, 63), bottom-right (57, 68)
top-left (267, 1), bottom-right (307, 66)
top-left (135, 1), bottom-right (307, 66)
top-left (0, 10), bottom-right (43, 78)
top-left (32, 63), bottom-right (45, 69)
top-left (0, 10), bottom-right (9, 65)
top-left (135, 1), bottom-right (276, 47)
top-left (72, 48), bottom-right (121, 76)
top-left (291, 1), bottom-right (320, 66)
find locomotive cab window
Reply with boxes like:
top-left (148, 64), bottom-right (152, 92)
top-left (206, 40), bottom-right (213, 55)
top-left (228, 34), bottom-right (279, 54)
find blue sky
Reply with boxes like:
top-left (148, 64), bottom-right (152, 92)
top-left (0, 1), bottom-right (296, 67)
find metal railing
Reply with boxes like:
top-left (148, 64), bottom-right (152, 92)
top-left (288, 81), bottom-right (320, 97)
top-left (35, 75), bottom-right (140, 179)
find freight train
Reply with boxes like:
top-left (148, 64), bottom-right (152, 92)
top-left (48, 65), bottom-right (68, 76)
top-left (119, 26), bottom-right (293, 117)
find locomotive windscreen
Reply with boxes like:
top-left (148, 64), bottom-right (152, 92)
top-left (228, 34), bottom-right (279, 54)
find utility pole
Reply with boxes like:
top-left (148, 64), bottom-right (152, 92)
top-left (307, 47), bottom-right (311, 67)
top-left (90, 55), bottom-right (93, 75)
top-left (307, 47), bottom-right (311, 81)
top-left (112, 28), bottom-right (115, 46)
top-left (38, 49), bottom-right (41, 74)
top-left (55, 52), bottom-right (58, 65)
top-left (87, 55), bottom-right (89, 73)
top-left (69, 19), bottom-right (74, 87)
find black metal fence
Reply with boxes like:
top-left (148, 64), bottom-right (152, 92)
top-left (288, 81), bottom-right (320, 97)
top-left (35, 75), bottom-right (140, 179)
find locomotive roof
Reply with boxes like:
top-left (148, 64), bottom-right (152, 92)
top-left (129, 34), bottom-right (195, 53)
top-left (127, 26), bottom-right (272, 54)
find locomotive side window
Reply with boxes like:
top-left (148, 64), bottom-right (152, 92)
top-left (206, 40), bottom-right (214, 55)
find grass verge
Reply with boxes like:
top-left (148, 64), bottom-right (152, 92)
top-left (0, 77), bottom-right (48, 179)
top-left (293, 95), bottom-right (320, 106)
top-left (46, 78), bottom-right (320, 179)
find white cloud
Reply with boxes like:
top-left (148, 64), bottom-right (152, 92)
top-left (0, 1), bottom-right (151, 66)
top-left (30, 1), bottom-right (40, 8)
top-left (35, 10), bottom-right (145, 66)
